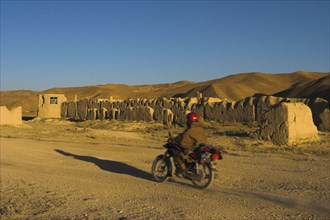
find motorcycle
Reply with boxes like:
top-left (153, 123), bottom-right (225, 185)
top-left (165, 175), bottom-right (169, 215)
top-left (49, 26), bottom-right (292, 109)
top-left (151, 133), bottom-right (223, 189)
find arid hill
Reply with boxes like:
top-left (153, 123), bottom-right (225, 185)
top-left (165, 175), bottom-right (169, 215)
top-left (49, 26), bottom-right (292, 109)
top-left (0, 71), bottom-right (328, 114)
top-left (273, 74), bottom-right (330, 101)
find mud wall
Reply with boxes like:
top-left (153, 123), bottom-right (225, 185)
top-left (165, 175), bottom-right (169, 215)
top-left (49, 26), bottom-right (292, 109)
top-left (38, 94), bottom-right (67, 119)
top-left (258, 103), bottom-right (319, 145)
top-left (0, 106), bottom-right (22, 125)
top-left (60, 96), bottom-right (329, 131)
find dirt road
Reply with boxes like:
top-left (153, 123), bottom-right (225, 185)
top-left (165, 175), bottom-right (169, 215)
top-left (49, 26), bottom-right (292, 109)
top-left (1, 136), bottom-right (329, 219)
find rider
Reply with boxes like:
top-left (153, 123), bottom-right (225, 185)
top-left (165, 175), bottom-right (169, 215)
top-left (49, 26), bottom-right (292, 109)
top-left (173, 112), bottom-right (207, 175)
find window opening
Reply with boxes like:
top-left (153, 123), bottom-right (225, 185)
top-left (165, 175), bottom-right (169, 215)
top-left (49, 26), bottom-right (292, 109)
top-left (50, 97), bottom-right (58, 104)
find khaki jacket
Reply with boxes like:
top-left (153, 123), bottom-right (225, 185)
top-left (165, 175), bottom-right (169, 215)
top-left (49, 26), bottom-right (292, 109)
top-left (174, 122), bottom-right (207, 150)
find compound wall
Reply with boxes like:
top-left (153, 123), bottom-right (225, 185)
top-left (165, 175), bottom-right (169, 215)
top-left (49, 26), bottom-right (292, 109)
top-left (258, 103), bottom-right (319, 145)
top-left (0, 106), bottom-right (22, 125)
top-left (60, 95), bottom-right (329, 131)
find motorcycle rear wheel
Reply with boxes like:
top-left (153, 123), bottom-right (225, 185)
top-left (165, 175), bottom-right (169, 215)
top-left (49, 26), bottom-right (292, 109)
top-left (191, 162), bottom-right (214, 189)
top-left (151, 156), bottom-right (170, 182)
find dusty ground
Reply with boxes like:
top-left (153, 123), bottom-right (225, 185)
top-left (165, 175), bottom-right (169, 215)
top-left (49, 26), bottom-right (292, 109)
top-left (1, 119), bottom-right (330, 219)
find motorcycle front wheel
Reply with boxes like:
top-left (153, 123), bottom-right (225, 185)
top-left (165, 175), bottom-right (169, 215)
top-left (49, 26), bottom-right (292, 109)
top-left (191, 162), bottom-right (214, 189)
top-left (151, 156), bottom-right (170, 182)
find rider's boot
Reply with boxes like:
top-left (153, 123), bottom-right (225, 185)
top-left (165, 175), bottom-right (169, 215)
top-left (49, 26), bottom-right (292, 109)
top-left (175, 161), bottom-right (187, 177)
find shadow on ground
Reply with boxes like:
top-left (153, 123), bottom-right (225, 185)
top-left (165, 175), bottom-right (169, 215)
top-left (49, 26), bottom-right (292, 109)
top-left (214, 131), bottom-right (249, 137)
top-left (55, 149), bottom-right (153, 181)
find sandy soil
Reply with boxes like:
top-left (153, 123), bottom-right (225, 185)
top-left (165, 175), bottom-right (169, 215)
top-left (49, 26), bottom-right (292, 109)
top-left (1, 120), bottom-right (330, 219)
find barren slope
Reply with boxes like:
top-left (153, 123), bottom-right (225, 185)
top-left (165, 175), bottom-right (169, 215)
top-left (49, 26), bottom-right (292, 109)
top-left (274, 75), bottom-right (330, 102)
top-left (182, 71), bottom-right (328, 100)
top-left (0, 71), bottom-right (328, 114)
top-left (0, 90), bottom-right (39, 113)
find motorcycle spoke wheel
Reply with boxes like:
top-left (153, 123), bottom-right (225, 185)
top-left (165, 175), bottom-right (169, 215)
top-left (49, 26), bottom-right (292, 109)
top-left (191, 163), bottom-right (214, 189)
top-left (151, 157), bottom-right (169, 182)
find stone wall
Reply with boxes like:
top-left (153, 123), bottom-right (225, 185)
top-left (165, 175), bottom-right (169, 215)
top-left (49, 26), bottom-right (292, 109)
top-left (60, 95), bottom-right (329, 131)
top-left (0, 106), bottom-right (22, 125)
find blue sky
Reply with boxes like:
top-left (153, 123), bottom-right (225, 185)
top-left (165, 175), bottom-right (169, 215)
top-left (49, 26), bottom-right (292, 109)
top-left (1, 0), bottom-right (329, 91)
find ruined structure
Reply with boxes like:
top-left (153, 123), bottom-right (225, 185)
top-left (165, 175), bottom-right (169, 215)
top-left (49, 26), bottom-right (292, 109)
top-left (38, 94), bottom-right (67, 119)
top-left (258, 103), bottom-right (319, 145)
top-left (59, 95), bottom-right (329, 132)
top-left (0, 106), bottom-right (22, 125)
top-left (34, 92), bottom-right (330, 145)
top-left (318, 108), bottom-right (330, 131)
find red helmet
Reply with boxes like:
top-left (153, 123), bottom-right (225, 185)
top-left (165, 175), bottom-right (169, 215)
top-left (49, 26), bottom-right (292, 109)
top-left (186, 112), bottom-right (199, 125)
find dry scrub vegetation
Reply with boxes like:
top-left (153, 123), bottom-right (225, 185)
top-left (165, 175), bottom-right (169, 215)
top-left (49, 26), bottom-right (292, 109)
top-left (1, 119), bottom-right (329, 157)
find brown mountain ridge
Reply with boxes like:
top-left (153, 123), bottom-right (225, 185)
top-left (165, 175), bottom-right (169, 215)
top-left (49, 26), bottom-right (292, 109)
top-left (1, 71), bottom-right (329, 114)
